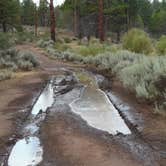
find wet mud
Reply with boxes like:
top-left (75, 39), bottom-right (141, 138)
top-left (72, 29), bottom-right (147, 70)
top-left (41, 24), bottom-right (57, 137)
top-left (1, 45), bottom-right (165, 166)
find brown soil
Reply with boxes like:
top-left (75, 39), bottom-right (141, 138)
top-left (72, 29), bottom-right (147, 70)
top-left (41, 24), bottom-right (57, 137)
top-left (110, 79), bottom-right (166, 165)
top-left (0, 71), bottom-right (46, 161)
top-left (0, 44), bottom-right (72, 162)
top-left (41, 107), bottom-right (142, 166)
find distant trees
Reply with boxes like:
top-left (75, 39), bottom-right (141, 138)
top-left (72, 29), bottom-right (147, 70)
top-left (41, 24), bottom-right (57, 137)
top-left (21, 0), bottom-right (36, 25)
top-left (38, 0), bottom-right (49, 26)
top-left (137, 0), bottom-right (152, 27)
top-left (150, 9), bottom-right (166, 35)
top-left (1, 0), bottom-right (166, 41)
top-left (105, 0), bottom-right (127, 42)
top-left (0, 0), bottom-right (21, 32)
top-left (61, 0), bottom-right (82, 37)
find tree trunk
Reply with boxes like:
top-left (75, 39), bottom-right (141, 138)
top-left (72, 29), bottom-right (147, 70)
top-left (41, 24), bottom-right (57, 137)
top-left (117, 31), bottom-right (120, 43)
top-left (34, 6), bottom-right (38, 37)
top-left (73, 7), bottom-right (77, 36)
top-left (2, 21), bottom-right (7, 33)
top-left (98, 0), bottom-right (104, 42)
top-left (50, 0), bottom-right (56, 41)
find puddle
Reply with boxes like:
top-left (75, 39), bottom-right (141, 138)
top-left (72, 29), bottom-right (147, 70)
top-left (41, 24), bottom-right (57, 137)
top-left (8, 80), bottom-right (54, 166)
top-left (31, 81), bottom-right (54, 115)
top-left (7, 72), bottom-right (132, 166)
top-left (8, 137), bottom-right (43, 166)
top-left (70, 72), bottom-right (131, 135)
top-left (70, 87), bottom-right (131, 135)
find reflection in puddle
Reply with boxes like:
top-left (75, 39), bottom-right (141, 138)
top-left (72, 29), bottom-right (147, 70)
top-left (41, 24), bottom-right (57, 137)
top-left (31, 82), bottom-right (54, 115)
top-left (8, 80), bottom-right (54, 166)
top-left (8, 137), bottom-right (43, 166)
top-left (70, 86), bottom-right (131, 135)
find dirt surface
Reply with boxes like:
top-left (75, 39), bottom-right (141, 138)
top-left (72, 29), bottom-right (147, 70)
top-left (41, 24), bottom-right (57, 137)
top-left (0, 44), bottom-right (70, 162)
top-left (0, 71), bottom-right (46, 161)
top-left (41, 106), bottom-right (141, 166)
top-left (0, 44), bottom-right (166, 166)
top-left (110, 80), bottom-right (166, 156)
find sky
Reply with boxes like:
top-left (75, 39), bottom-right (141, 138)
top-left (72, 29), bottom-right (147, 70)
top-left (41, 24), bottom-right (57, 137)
top-left (20, 0), bottom-right (66, 7)
top-left (20, 0), bottom-right (162, 7)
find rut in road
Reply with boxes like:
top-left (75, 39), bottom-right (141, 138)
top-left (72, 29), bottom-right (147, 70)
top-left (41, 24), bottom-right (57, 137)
top-left (6, 45), bottom-right (161, 166)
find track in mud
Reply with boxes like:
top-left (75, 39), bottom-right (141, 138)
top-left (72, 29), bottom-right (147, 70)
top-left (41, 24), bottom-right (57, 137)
top-left (6, 70), bottom-right (161, 166)
top-left (8, 80), bottom-right (54, 166)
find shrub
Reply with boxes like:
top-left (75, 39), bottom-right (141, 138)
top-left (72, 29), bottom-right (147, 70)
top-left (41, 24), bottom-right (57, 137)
top-left (37, 39), bottom-right (54, 48)
top-left (17, 61), bottom-right (34, 71)
top-left (76, 44), bottom-right (106, 56)
top-left (0, 70), bottom-right (13, 81)
top-left (154, 102), bottom-right (166, 116)
top-left (0, 33), bottom-right (10, 49)
top-left (119, 56), bottom-right (166, 101)
top-left (15, 32), bottom-right (35, 44)
top-left (156, 35), bottom-right (166, 55)
top-left (17, 51), bottom-right (39, 67)
top-left (90, 37), bottom-right (100, 44)
top-left (122, 28), bottom-right (153, 54)
top-left (54, 43), bottom-right (69, 52)
top-left (0, 48), bottom-right (39, 71)
top-left (63, 37), bottom-right (71, 43)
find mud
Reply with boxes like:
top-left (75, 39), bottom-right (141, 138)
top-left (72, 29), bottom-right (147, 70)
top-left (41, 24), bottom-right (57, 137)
top-left (0, 72), bottom-right (47, 164)
top-left (40, 72), bottom-right (161, 166)
top-left (1, 44), bottom-right (165, 166)
top-left (40, 105), bottom-right (141, 166)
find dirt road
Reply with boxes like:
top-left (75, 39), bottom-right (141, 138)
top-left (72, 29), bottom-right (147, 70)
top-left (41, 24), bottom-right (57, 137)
top-left (0, 44), bottom-right (166, 166)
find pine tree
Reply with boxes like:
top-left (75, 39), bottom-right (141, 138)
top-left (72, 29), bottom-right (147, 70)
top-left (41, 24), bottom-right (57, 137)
top-left (38, 0), bottom-right (49, 26)
top-left (50, 0), bottom-right (56, 41)
top-left (0, 0), bottom-right (21, 32)
top-left (21, 0), bottom-right (36, 25)
top-left (98, 0), bottom-right (104, 41)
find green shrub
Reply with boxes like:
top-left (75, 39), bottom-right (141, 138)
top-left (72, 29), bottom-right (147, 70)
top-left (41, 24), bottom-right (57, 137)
top-left (37, 39), bottom-right (54, 48)
top-left (0, 33), bottom-right (10, 49)
top-left (17, 61), bottom-right (33, 71)
top-left (54, 43), bottom-right (69, 52)
top-left (156, 35), bottom-right (166, 55)
top-left (18, 51), bottom-right (39, 67)
top-left (122, 28), bottom-right (153, 54)
top-left (90, 38), bottom-right (100, 44)
top-left (119, 56), bottom-right (166, 101)
top-left (15, 32), bottom-right (35, 44)
top-left (0, 48), bottom-right (39, 71)
top-left (0, 69), bottom-right (13, 81)
top-left (76, 44), bottom-right (106, 56)
top-left (63, 37), bottom-right (71, 43)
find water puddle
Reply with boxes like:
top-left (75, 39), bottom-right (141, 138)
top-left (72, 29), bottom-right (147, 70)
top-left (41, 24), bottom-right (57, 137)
top-left (70, 72), bottom-right (131, 135)
top-left (8, 137), bottom-right (43, 166)
top-left (31, 82), bottom-right (54, 115)
top-left (7, 72), bottom-right (132, 166)
top-left (8, 80), bottom-right (54, 166)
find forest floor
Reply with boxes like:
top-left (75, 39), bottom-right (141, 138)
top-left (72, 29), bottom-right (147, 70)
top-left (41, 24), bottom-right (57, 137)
top-left (0, 44), bottom-right (166, 166)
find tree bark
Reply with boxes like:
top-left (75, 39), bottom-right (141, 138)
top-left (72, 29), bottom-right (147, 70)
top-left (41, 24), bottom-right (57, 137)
top-left (73, 6), bottom-right (77, 36)
top-left (34, 6), bottom-right (38, 37)
top-left (98, 0), bottom-right (104, 42)
top-left (117, 31), bottom-right (120, 43)
top-left (50, 0), bottom-right (56, 41)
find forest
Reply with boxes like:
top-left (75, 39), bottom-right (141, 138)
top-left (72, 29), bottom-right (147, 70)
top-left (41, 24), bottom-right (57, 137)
top-left (0, 0), bottom-right (166, 166)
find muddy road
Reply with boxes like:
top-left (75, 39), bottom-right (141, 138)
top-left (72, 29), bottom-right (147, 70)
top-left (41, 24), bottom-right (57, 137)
top-left (0, 44), bottom-right (166, 166)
